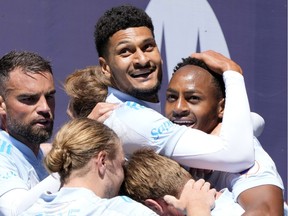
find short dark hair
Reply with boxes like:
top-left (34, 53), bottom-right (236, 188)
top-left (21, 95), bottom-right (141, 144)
top-left (0, 50), bottom-right (52, 95)
top-left (94, 4), bottom-right (154, 57)
top-left (173, 57), bottom-right (225, 98)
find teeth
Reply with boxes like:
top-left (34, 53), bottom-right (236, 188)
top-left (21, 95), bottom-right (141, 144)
top-left (173, 120), bottom-right (194, 127)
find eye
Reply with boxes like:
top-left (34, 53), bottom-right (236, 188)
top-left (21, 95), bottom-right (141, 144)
top-left (119, 48), bottom-right (132, 57)
top-left (166, 94), bottom-right (178, 102)
top-left (19, 96), bottom-right (38, 105)
top-left (46, 93), bottom-right (55, 101)
top-left (143, 43), bottom-right (155, 52)
top-left (188, 95), bottom-right (201, 103)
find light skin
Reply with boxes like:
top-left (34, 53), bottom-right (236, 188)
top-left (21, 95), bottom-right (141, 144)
top-left (99, 26), bottom-right (162, 103)
top-left (164, 179), bottom-right (217, 216)
top-left (0, 68), bottom-right (55, 155)
top-left (165, 61), bottom-right (284, 216)
top-left (145, 179), bottom-right (217, 216)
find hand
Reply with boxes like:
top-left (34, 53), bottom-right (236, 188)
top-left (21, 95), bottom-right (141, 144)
top-left (87, 102), bottom-right (119, 123)
top-left (164, 179), bottom-right (216, 216)
top-left (191, 50), bottom-right (243, 75)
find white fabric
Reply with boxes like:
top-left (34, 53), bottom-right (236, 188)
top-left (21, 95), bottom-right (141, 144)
top-left (0, 130), bottom-right (60, 215)
top-left (207, 137), bottom-right (284, 201)
top-left (20, 187), bottom-right (158, 216)
top-left (212, 188), bottom-right (245, 215)
top-left (250, 112), bottom-right (265, 137)
top-left (105, 71), bottom-right (254, 172)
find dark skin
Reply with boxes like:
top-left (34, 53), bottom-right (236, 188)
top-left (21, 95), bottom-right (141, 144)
top-left (238, 185), bottom-right (284, 216)
top-left (165, 52), bottom-right (284, 215)
top-left (91, 50), bottom-right (284, 214)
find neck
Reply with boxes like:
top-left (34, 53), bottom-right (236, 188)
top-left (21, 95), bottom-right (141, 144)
top-left (63, 167), bottom-right (104, 198)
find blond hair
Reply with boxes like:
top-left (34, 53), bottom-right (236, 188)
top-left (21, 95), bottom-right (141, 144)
top-left (45, 118), bottom-right (120, 185)
top-left (121, 148), bottom-right (192, 203)
top-left (64, 65), bottom-right (111, 118)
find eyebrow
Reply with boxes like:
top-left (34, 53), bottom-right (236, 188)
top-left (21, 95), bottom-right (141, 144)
top-left (115, 37), bottom-right (155, 47)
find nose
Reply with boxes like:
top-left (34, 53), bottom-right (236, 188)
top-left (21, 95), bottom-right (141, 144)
top-left (134, 49), bottom-right (149, 66)
top-left (172, 98), bottom-right (190, 117)
top-left (37, 96), bottom-right (52, 116)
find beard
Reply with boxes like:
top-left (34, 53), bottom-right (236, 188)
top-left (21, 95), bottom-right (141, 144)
top-left (6, 116), bottom-right (53, 145)
top-left (129, 80), bottom-right (161, 102)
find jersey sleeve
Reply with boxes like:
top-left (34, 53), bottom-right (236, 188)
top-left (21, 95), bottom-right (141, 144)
top-left (229, 138), bottom-right (284, 201)
top-left (104, 71), bottom-right (254, 172)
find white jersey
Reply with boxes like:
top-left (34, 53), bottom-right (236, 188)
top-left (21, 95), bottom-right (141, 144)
top-left (207, 137), bottom-right (284, 201)
top-left (212, 188), bottom-right (245, 215)
top-left (20, 187), bottom-right (158, 216)
top-left (0, 130), bottom-right (48, 194)
top-left (0, 130), bottom-right (61, 215)
top-left (105, 71), bottom-right (254, 173)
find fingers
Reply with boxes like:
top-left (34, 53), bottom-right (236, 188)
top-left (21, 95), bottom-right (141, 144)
top-left (191, 50), bottom-right (242, 75)
top-left (163, 195), bottom-right (182, 208)
top-left (165, 179), bottom-right (215, 215)
top-left (87, 102), bottom-right (119, 122)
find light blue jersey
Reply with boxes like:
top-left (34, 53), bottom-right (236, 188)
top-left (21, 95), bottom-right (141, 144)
top-left (212, 188), bottom-right (245, 215)
top-left (0, 130), bottom-right (48, 196)
top-left (20, 187), bottom-right (158, 216)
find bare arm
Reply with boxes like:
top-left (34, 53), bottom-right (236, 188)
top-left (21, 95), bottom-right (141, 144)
top-left (238, 185), bottom-right (284, 216)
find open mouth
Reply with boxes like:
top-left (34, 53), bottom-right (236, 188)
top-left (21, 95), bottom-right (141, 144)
top-left (131, 71), bottom-right (153, 78)
top-left (172, 120), bottom-right (195, 128)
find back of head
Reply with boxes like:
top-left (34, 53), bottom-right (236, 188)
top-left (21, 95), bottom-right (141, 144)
top-left (121, 148), bottom-right (191, 203)
top-left (0, 50), bottom-right (52, 96)
top-left (64, 65), bottom-right (109, 118)
top-left (94, 4), bottom-right (154, 57)
top-left (45, 118), bottom-right (120, 185)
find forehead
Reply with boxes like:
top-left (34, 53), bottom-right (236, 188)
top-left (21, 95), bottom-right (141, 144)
top-left (108, 26), bottom-right (154, 47)
top-left (5, 68), bottom-right (54, 94)
top-left (171, 65), bottom-right (213, 84)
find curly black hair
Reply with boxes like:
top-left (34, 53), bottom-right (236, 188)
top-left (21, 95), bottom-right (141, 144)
top-left (173, 57), bottom-right (225, 98)
top-left (94, 4), bottom-right (154, 58)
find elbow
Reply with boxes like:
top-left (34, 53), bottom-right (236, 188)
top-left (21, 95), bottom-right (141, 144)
top-left (226, 151), bottom-right (255, 173)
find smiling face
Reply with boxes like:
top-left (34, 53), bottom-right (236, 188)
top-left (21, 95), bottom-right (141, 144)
top-left (99, 26), bottom-right (162, 102)
top-left (165, 65), bottom-right (224, 134)
top-left (0, 68), bottom-right (55, 154)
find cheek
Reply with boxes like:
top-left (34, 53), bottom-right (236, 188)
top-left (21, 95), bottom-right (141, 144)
top-left (49, 100), bottom-right (56, 113)
top-left (6, 105), bottom-right (28, 118)
top-left (164, 104), bottom-right (173, 118)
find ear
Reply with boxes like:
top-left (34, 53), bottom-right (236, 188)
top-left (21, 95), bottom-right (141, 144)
top-left (96, 151), bottom-right (108, 178)
top-left (144, 199), bottom-right (164, 215)
top-left (0, 96), bottom-right (7, 115)
top-left (0, 96), bottom-right (7, 130)
top-left (99, 57), bottom-right (111, 79)
top-left (217, 98), bottom-right (225, 119)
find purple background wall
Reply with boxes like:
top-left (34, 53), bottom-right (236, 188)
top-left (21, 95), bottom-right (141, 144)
top-left (1, 0), bottom-right (287, 198)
